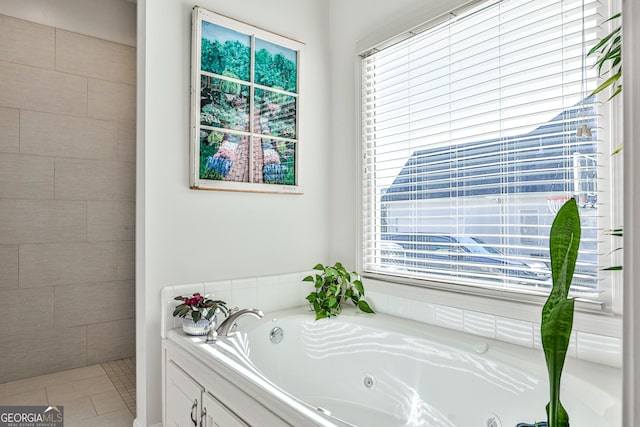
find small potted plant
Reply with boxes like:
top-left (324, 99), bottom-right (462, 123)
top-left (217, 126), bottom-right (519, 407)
top-left (303, 262), bottom-right (374, 320)
top-left (173, 293), bottom-right (229, 336)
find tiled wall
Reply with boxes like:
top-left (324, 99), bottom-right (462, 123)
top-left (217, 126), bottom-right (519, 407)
top-left (0, 15), bottom-right (135, 382)
top-left (163, 272), bottom-right (622, 369)
top-left (160, 271), bottom-right (315, 339)
top-left (366, 289), bottom-right (623, 369)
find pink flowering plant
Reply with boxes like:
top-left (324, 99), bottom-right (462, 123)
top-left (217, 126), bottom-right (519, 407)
top-left (173, 293), bottom-right (229, 323)
top-left (214, 147), bottom-right (236, 161)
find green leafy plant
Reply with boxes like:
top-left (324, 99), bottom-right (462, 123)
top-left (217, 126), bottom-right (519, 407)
top-left (587, 13), bottom-right (621, 100)
top-left (541, 198), bottom-right (580, 427)
top-left (586, 13), bottom-right (623, 269)
top-left (172, 293), bottom-right (229, 323)
top-left (303, 262), bottom-right (374, 320)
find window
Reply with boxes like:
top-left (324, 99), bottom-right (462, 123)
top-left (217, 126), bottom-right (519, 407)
top-left (360, 0), bottom-right (620, 305)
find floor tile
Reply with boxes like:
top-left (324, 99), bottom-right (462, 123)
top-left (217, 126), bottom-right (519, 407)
top-left (101, 357), bottom-right (136, 416)
top-left (91, 389), bottom-right (126, 415)
top-left (46, 375), bottom-right (114, 404)
top-left (4, 364), bottom-right (106, 395)
top-left (0, 357), bottom-right (135, 420)
top-left (0, 387), bottom-right (47, 405)
top-left (64, 408), bottom-right (133, 427)
top-left (59, 396), bottom-right (97, 423)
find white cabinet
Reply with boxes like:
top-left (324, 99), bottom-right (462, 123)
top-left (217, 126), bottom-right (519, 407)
top-left (166, 359), bottom-right (250, 427)
top-left (166, 361), bottom-right (203, 427)
top-left (201, 392), bottom-right (248, 427)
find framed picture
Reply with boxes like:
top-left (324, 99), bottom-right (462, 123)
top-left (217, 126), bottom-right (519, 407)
top-left (190, 7), bottom-right (303, 194)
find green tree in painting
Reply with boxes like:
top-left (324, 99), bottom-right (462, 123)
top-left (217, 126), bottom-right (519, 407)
top-left (201, 39), bottom-right (250, 81)
top-left (254, 49), bottom-right (297, 93)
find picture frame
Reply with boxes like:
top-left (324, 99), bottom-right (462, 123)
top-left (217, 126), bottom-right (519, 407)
top-left (190, 7), bottom-right (303, 194)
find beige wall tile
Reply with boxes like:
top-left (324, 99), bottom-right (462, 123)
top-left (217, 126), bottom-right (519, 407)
top-left (90, 389), bottom-right (127, 415)
top-left (116, 241), bottom-right (135, 280)
top-left (88, 79), bottom-right (135, 123)
top-left (0, 200), bottom-right (85, 244)
top-left (0, 387), bottom-right (48, 405)
top-left (20, 111), bottom-right (117, 160)
top-left (0, 153), bottom-right (54, 199)
top-left (117, 121), bottom-right (136, 162)
top-left (56, 30), bottom-right (135, 85)
top-left (19, 242), bottom-right (116, 288)
top-left (46, 375), bottom-right (114, 404)
top-left (0, 15), bottom-right (55, 69)
top-left (87, 201), bottom-right (135, 241)
top-left (0, 288), bottom-right (54, 337)
top-left (4, 365), bottom-right (106, 396)
top-left (0, 326), bottom-right (86, 383)
top-left (0, 62), bottom-right (87, 116)
top-left (0, 107), bottom-right (19, 153)
top-left (55, 158), bottom-right (135, 201)
top-left (0, 245), bottom-right (18, 289)
top-left (87, 319), bottom-right (135, 365)
top-left (55, 281), bottom-right (134, 327)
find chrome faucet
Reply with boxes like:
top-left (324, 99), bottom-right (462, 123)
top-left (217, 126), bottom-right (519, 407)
top-left (206, 308), bottom-right (263, 342)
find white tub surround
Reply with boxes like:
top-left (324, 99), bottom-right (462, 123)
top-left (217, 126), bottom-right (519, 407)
top-left (162, 281), bottom-right (621, 426)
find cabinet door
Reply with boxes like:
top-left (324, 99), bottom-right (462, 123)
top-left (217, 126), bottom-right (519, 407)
top-left (166, 361), bottom-right (203, 427)
top-left (201, 392), bottom-right (249, 427)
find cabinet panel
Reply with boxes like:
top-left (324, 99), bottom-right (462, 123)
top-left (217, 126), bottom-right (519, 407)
top-left (166, 361), bottom-right (203, 427)
top-left (202, 392), bottom-right (249, 427)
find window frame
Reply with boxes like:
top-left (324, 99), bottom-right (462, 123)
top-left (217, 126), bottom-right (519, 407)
top-left (355, 0), bottom-right (623, 315)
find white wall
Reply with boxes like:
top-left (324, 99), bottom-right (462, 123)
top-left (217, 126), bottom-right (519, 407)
top-left (0, 0), bottom-right (136, 46)
top-left (138, 0), bottom-right (331, 425)
top-left (623, 0), bottom-right (640, 424)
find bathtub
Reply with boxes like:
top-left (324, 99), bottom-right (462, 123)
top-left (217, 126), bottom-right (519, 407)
top-left (166, 306), bottom-right (621, 426)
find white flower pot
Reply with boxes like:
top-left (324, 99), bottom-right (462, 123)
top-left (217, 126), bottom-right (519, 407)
top-left (182, 314), bottom-right (215, 336)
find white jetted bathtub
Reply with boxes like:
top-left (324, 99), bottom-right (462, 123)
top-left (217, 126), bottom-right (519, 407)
top-left (163, 307), bottom-right (621, 427)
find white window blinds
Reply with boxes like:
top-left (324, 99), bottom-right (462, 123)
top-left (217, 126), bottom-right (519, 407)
top-left (361, 0), bottom-right (608, 297)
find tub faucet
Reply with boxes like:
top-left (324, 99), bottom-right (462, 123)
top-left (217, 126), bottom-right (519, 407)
top-left (206, 308), bottom-right (264, 342)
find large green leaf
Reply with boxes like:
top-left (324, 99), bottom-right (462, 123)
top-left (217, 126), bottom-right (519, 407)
top-left (542, 298), bottom-right (574, 427)
top-left (548, 199), bottom-right (580, 300)
top-left (542, 198), bottom-right (580, 427)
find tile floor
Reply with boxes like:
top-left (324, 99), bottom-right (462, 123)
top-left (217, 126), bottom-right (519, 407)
top-left (0, 357), bottom-right (136, 427)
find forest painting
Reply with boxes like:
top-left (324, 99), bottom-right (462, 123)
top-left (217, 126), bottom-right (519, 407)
top-left (254, 38), bottom-right (297, 93)
top-left (191, 7), bottom-right (301, 193)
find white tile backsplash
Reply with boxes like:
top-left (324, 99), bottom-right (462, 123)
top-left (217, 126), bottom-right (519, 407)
top-left (409, 300), bottom-right (435, 325)
top-left (496, 316), bottom-right (534, 348)
top-left (435, 305), bottom-right (464, 332)
top-left (161, 273), bottom-right (622, 368)
top-left (256, 276), bottom-right (280, 312)
top-left (203, 280), bottom-right (232, 307)
top-left (463, 310), bottom-right (496, 339)
top-left (577, 332), bottom-right (623, 368)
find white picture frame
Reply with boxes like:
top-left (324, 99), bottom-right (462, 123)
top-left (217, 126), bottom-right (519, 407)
top-left (190, 7), bottom-right (303, 194)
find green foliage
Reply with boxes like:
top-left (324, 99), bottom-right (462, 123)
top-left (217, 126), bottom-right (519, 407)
top-left (587, 13), bottom-right (621, 100)
top-left (201, 39), bottom-right (250, 81)
top-left (586, 13), bottom-right (624, 269)
top-left (303, 262), bottom-right (374, 320)
top-left (173, 293), bottom-right (229, 323)
top-left (542, 198), bottom-right (580, 427)
top-left (255, 49), bottom-right (297, 93)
